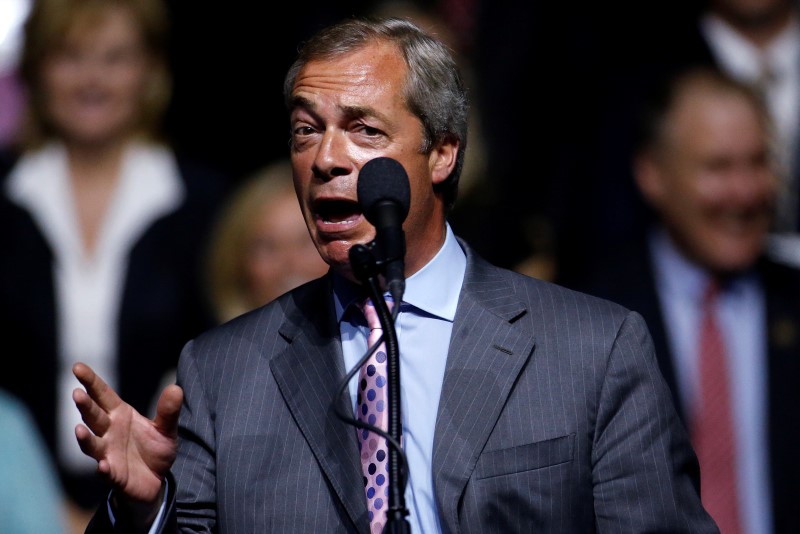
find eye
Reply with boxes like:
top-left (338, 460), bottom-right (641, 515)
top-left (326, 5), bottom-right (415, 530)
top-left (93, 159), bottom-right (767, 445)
top-left (291, 124), bottom-right (318, 148)
top-left (353, 122), bottom-right (383, 137)
top-left (105, 46), bottom-right (143, 67)
top-left (293, 125), bottom-right (316, 137)
top-left (361, 125), bottom-right (381, 136)
top-left (348, 121), bottom-right (389, 149)
top-left (51, 47), bottom-right (83, 66)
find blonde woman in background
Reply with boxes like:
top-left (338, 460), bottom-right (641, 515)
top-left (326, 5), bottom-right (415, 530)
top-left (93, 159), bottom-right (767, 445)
top-left (206, 159), bottom-right (329, 323)
top-left (147, 160), bottom-right (328, 419)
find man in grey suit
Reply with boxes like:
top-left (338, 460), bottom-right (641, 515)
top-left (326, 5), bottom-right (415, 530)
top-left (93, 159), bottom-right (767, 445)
top-left (71, 16), bottom-right (718, 533)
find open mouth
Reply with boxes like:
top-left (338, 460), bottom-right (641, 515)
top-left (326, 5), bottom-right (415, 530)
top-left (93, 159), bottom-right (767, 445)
top-left (314, 199), bottom-right (363, 226)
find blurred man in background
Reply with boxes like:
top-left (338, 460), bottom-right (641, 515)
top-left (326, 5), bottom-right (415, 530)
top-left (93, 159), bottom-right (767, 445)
top-left (572, 66), bottom-right (800, 534)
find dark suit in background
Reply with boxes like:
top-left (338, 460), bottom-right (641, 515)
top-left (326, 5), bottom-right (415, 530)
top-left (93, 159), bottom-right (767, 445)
top-left (571, 239), bottom-right (800, 533)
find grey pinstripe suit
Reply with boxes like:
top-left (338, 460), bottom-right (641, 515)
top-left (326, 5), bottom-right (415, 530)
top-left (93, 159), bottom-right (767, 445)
top-left (88, 240), bottom-right (718, 533)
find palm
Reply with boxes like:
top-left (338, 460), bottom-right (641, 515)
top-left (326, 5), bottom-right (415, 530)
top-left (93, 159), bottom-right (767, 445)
top-left (72, 362), bottom-right (181, 504)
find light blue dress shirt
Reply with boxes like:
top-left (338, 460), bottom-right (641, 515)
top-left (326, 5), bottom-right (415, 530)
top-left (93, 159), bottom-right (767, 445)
top-left (649, 228), bottom-right (771, 534)
top-left (335, 223), bottom-right (466, 534)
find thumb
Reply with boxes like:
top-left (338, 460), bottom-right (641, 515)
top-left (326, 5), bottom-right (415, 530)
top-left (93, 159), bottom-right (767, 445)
top-left (154, 384), bottom-right (183, 438)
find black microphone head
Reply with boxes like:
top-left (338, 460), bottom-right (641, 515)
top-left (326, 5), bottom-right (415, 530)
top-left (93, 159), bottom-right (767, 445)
top-left (357, 157), bottom-right (411, 226)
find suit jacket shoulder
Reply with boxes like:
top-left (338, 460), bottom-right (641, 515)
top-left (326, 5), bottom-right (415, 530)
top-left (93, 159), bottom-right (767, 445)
top-left (435, 240), bottom-right (716, 533)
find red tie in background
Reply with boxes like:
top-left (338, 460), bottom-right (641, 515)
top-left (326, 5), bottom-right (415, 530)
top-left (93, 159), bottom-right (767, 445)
top-left (357, 297), bottom-right (394, 534)
top-left (692, 280), bottom-right (743, 533)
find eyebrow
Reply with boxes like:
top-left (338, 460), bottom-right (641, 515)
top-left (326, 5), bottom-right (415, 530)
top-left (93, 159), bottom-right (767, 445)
top-left (289, 95), bottom-right (316, 112)
top-left (289, 96), bottom-right (392, 124)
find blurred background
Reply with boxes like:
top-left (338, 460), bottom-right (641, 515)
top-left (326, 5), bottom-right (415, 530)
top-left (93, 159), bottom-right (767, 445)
top-left (158, 0), bottom-right (706, 275)
top-left (159, 0), bottom-right (723, 282)
top-left (1, 0), bottom-right (713, 279)
top-left (2, 0), bottom-right (799, 533)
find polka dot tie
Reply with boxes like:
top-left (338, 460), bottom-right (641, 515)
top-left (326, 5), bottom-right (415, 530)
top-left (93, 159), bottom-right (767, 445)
top-left (357, 297), bottom-right (393, 533)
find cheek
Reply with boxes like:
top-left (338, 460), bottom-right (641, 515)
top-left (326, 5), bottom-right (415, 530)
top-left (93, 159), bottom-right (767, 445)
top-left (693, 176), bottom-right (725, 201)
top-left (659, 193), bottom-right (705, 237)
top-left (290, 161), bottom-right (310, 197)
top-left (409, 173), bottom-right (437, 216)
top-left (663, 175), bottom-right (710, 212)
top-left (106, 68), bottom-right (149, 110)
top-left (41, 64), bottom-right (75, 104)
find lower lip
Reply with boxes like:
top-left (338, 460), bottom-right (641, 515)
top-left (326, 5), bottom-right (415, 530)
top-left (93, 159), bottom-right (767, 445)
top-left (314, 214), bottom-right (364, 235)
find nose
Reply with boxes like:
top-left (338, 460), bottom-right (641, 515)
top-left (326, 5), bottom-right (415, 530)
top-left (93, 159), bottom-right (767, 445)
top-left (312, 129), bottom-right (354, 181)
top-left (64, 50), bottom-right (110, 84)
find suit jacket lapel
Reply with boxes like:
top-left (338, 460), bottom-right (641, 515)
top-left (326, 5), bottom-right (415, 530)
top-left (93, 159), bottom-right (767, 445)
top-left (433, 246), bottom-right (535, 533)
top-left (269, 277), bottom-right (369, 532)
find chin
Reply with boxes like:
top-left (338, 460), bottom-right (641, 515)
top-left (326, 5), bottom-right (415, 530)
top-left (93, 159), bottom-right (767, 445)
top-left (317, 245), bottom-right (351, 272)
top-left (64, 127), bottom-right (129, 145)
top-left (708, 250), bottom-right (762, 275)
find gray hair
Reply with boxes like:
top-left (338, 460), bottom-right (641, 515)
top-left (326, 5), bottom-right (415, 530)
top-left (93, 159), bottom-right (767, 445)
top-left (283, 16), bottom-right (468, 212)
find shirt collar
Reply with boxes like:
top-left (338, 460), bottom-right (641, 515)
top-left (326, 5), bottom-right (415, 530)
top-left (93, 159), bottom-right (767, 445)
top-left (650, 227), bottom-right (708, 304)
top-left (701, 12), bottom-right (800, 80)
top-left (333, 222), bottom-right (465, 323)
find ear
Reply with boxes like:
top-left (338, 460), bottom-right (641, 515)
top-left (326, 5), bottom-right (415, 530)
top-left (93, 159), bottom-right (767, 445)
top-left (429, 137), bottom-right (459, 186)
top-left (634, 150), bottom-right (666, 207)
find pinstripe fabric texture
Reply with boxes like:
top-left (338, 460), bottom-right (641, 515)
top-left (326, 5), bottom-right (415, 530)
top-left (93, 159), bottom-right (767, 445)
top-left (569, 242), bottom-right (800, 533)
top-left (87, 239), bottom-right (719, 533)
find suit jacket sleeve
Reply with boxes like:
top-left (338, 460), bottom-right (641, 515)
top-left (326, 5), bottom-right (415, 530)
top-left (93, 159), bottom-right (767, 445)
top-left (83, 471), bottom-right (178, 534)
top-left (590, 310), bottom-right (716, 531)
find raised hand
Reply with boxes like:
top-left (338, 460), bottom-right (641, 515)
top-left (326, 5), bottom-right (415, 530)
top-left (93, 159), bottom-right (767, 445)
top-left (72, 362), bottom-right (182, 518)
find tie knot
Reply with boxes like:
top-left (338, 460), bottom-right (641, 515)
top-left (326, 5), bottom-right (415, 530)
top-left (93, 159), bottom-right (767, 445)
top-left (702, 278), bottom-right (721, 307)
top-left (359, 296), bottom-right (393, 330)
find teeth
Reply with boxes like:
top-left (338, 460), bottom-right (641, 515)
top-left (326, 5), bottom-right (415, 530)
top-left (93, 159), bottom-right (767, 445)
top-left (322, 217), bottom-right (357, 224)
top-left (316, 199), bottom-right (361, 225)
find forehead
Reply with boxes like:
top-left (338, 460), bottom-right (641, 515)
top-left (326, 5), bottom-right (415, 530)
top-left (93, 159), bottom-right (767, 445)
top-left (668, 89), bottom-right (763, 145)
top-left (59, 7), bottom-right (141, 47)
top-left (291, 41), bottom-right (408, 112)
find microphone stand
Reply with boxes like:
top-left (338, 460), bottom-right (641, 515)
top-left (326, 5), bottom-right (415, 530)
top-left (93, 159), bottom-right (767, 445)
top-left (349, 243), bottom-right (410, 534)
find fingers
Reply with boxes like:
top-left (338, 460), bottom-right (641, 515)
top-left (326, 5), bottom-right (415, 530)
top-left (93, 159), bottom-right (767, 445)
top-left (154, 385), bottom-right (183, 439)
top-left (74, 423), bottom-right (105, 467)
top-left (75, 424), bottom-right (113, 476)
top-left (73, 386), bottom-right (112, 436)
top-left (73, 362), bottom-right (123, 413)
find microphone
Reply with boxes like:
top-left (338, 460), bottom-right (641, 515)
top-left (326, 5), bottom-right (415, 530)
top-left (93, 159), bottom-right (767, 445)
top-left (357, 157), bottom-right (411, 303)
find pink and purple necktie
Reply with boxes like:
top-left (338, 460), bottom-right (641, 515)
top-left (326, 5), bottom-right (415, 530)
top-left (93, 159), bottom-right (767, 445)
top-left (356, 297), bottom-right (394, 534)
